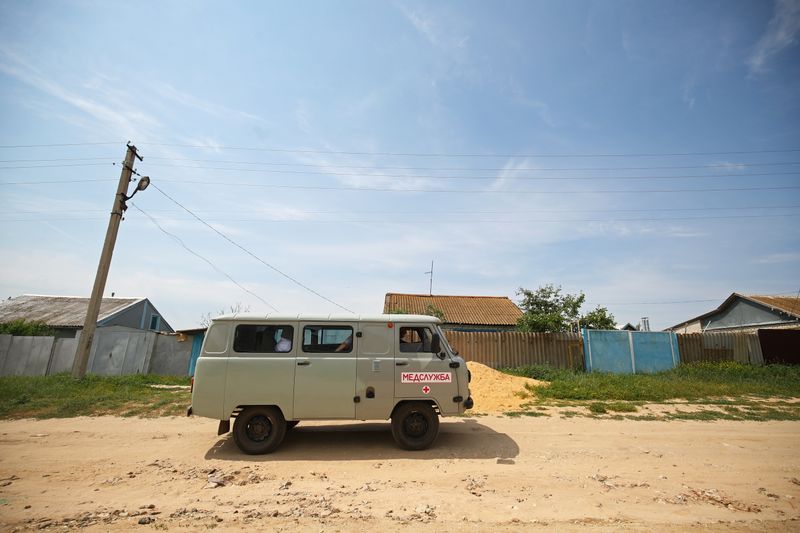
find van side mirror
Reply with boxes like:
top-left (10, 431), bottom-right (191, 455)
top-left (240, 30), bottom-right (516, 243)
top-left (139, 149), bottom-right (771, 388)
top-left (431, 333), bottom-right (441, 356)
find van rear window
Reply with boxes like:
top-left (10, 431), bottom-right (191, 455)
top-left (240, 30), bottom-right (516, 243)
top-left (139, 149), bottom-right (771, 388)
top-left (234, 325), bottom-right (294, 353)
top-left (303, 326), bottom-right (353, 353)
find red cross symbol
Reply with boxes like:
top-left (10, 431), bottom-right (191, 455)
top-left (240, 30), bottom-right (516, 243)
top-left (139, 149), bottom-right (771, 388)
top-left (422, 386), bottom-right (431, 394)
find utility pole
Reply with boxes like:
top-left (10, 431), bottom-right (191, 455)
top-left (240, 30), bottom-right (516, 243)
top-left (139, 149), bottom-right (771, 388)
top-left (72, 143), bottom-right (144, 379)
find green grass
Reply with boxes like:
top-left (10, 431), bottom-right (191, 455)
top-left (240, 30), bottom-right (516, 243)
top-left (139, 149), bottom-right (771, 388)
top-left (0, 373), bottom-right (191, 419)
top-left (501, 362), bottom-right (800, 402)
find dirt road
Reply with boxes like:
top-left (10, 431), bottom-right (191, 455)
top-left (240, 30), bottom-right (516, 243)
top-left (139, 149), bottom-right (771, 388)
top-left (0, 415), bottom-right (798, 532)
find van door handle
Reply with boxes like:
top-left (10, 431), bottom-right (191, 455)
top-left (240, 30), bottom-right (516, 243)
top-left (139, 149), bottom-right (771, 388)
top-left (297, 361), bottom-right (310, 366)
top-left (395, 361), bottom-right (408, 366)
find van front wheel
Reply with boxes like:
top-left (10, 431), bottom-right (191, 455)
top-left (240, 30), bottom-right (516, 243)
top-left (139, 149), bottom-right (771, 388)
top-left (233, 406), bottom-right (287, 454)
top-left (391, 402), bottom-right (439, 450)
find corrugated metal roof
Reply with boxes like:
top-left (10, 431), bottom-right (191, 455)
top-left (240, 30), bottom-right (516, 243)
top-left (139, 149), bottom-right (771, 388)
top-left (0, 295), bottom-right (143, 328)
top-left (383, 293), bottom-right (522, 326)
top-left (746, 294), bottom-right (800, 318)
top-left (669, 293), bottom-right (800, 330)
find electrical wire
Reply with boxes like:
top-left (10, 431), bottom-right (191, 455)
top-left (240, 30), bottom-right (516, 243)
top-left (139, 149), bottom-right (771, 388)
top-left (0, 179), bottom-right (115, 185)
top-left (4, 204), bottom-right (798, 216)
top-left (143, 157), bottom-right (800, 173)
top-left (142, 164), bottom-right (800, 181)
top-left (138, 142), bottom-right (800, 158)
top-left (156, 179), bottom-right (800, 195)
top-left (150, 182), bottom-right (355, 314)
top-left (0, 142), bottom-right (122, 148)
top-left (130, 203), bottom-right (278, 312)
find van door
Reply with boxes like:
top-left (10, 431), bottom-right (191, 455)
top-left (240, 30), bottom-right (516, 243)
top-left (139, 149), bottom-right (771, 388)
top-left (294, 323), bottom-right (357, 419)
top-left (355, 321), bottom-right (395, 420)
top-left (395, 325), bottom-right (457, 405)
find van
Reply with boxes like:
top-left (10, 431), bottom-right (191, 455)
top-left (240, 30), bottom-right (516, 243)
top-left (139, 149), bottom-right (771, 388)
top-left (188, 314), bottom-right (473, 454)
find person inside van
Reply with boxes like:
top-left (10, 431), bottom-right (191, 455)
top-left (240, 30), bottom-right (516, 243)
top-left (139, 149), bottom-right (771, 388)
top-left (274, 328), bottom-right (292, 352)
top-left (399, 328), bottom-right (424, 352)
top-left (334, 335), bottom-right (353, 352)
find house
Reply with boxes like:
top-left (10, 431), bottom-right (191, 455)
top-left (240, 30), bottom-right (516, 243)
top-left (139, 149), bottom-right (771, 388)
top-left (383, 293), bottom-right (523, 332)
top-left (0, 294), bottom-right (174, 338)
top-left (668, 293), bottom-right (800, 334)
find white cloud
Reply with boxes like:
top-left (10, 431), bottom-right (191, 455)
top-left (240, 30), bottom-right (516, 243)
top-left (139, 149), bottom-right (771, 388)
top-left (747, 0), bottom-right (800, 74)
top-left (754, 252), bottom-right (800, 264)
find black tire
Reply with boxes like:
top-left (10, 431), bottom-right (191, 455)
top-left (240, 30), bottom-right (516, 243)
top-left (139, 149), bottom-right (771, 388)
top-left (286, 421), bottom-right (299, 430)
top-left (232, 406), bottom-right (287, 455)
top-left (391, 402), bottom-right (439, 450)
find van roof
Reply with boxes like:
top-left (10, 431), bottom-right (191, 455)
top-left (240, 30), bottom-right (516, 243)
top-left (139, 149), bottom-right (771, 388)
top-left (212, 313), bottom-right (442, 324)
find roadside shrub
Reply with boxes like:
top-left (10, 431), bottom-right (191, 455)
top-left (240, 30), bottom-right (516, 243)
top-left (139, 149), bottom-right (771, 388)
top-left (0, 319), bottom-right (55, 336)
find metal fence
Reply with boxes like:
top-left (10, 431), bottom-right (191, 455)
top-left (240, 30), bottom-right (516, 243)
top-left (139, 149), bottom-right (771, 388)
top-left (677, 332), bottom-right (764, 365)
top-left (444, 331), bottom-right (584, 369)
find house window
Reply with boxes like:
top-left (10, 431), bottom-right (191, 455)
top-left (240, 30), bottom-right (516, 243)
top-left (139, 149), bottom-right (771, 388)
top-left (149, 314), bottom-right (160, 330)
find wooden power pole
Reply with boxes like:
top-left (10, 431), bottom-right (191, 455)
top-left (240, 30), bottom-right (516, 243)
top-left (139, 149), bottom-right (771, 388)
top-left (72, 143), bottom-right (142, 379)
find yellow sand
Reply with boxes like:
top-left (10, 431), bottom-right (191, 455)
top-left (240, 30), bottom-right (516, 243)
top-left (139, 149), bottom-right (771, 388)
top-left (466, 361), bottom-right (547, 413)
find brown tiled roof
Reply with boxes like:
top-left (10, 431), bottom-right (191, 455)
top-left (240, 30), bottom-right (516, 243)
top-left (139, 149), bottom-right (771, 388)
top-left (384, 293), bottom-right (522, 326)
top-left (0, 295), bottom-right (142, 328)
top-left (746, 295), bottom-right (800, 318)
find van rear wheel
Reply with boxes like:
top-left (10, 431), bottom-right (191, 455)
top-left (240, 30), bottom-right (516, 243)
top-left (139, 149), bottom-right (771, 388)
top-left (233, 406), bottom-right (286, 454)
top-left (391, 402), bottom-right (439, 450)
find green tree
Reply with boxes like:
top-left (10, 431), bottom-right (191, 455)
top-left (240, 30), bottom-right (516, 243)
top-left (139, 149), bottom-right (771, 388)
top-left (516, 285), bottom-right (616, 332)
top-left (580, 306), bottom-right (617, 330)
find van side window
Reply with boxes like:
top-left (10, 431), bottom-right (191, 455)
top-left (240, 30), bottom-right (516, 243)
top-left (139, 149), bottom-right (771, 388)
top-left (204, 323), bottom-right (230, 354)
top-left (234, 325), bottom-right (294, 353)
top-left (303, 326), bottom-right (353, 353)
top-left (399, 327), bottom-right (433, 353)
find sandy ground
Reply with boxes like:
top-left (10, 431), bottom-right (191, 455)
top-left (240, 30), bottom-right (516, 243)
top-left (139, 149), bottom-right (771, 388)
top-left (0, 416), bottom-right (798, 532)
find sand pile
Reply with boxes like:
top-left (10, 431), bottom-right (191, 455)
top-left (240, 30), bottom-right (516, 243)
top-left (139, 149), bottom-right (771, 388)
top-left (466, 361), bottom-right (548, 413)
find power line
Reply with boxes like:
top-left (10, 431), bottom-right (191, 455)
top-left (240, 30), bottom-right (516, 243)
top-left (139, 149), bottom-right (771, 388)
top-left (157, 179), bottom-right (800, 195)
top-left (0, 163), bottom-right (114, 170)
top-left (131, 203), bottom-right (278, 312)
top-left (139, 142), bottom-right (800, 158)
top-left (142, 163), bottom-right (800, 181)
top-left (0, 179), bottom-right (115, 185)
top-left (150, 182), bottom-right (355, 314)
top-left (0, 142), bottom-right (121, 148)
top-left (0, 157), bottom-right (117, 163)
top-left (4, 213), bottom-right (799, 224)
top-left (144, 157), bottom-right (800, 172)
top-left (590, 291), bottom-right (800, 306)
top-left (5, 204), bottom-right (798, 216)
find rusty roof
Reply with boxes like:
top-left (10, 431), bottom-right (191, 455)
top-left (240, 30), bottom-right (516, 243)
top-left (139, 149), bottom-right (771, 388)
top-left (746, 294), bottom-right (800, 317)
top-left (669, 292), bottom-right (800, 330)
top-left (384, 293), bottom-right (522, 326)
top-left (0, 295), bottom-right (143, 328)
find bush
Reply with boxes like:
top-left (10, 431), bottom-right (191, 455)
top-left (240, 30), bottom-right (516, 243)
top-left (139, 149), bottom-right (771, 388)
top-left (0, 319), bottom-right (55, 336)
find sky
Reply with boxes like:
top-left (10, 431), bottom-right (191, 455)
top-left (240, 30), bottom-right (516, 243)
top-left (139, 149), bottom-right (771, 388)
top-left (0, 0), bottom-right (798, 331)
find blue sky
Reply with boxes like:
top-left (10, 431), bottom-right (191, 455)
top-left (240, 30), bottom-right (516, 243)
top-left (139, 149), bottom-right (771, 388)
top-left (0, 0), bottom-right (798, 330)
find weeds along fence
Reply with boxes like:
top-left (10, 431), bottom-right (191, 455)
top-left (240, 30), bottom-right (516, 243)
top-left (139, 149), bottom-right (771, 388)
top-left (445, 331), bottom-right (585, 370)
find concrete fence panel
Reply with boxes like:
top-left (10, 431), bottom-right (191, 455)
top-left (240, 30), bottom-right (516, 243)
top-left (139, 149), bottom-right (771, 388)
top-left (88, 327), bottom-right (157, 376)
top-left (48, 332), bottom-right (80, 374)
top-left (0, 336), bottom-right (55, 376)
top-left (150, 334), bottom-right (192, 375)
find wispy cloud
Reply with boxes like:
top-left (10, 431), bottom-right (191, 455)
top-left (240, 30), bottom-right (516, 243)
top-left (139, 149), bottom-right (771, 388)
top-left (754, 252), bottom-right (800, 264)
top-left (398, 4), bottom-right (469, 53)
top-left (747, 0), bottom-right (800, 75)
top-left (0, 46), bottom-right (161, 139)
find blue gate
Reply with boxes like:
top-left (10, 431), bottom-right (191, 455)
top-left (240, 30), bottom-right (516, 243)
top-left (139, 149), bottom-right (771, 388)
top-left (583, 329), bottom-right (678, 374)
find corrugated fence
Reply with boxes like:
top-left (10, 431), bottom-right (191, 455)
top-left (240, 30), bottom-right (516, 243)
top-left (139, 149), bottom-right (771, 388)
top-left (445, 331), bottom-right (584, 369)
top-left (446, 330), bottom-right (767, 370)
top-left (677, 332), bottom-right (764, 365)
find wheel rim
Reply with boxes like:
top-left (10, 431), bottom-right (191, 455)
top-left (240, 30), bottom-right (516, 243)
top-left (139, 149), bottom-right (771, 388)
top-left (245, 415), bottom-right (272, 442)
top-left (403, 411), bottom-right (428, 438)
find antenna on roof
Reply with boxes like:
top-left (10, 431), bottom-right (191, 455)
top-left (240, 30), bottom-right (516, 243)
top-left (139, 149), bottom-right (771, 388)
top-left (424, 260), bottom-right (434, 296)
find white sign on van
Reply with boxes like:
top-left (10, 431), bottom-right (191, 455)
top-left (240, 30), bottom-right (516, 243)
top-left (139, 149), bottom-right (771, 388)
top-left (401, 372), bottom-right (452, 384)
